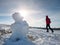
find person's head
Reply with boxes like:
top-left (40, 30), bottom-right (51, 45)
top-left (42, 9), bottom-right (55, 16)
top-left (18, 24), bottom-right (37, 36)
top-left (46, 15), bottom-right (48, 18)
top-left (12, 12), bottom-right (23, 22)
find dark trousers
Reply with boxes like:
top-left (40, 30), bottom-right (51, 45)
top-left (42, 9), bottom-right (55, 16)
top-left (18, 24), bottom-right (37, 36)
top-left (46, 24), bottom-right (54, 33)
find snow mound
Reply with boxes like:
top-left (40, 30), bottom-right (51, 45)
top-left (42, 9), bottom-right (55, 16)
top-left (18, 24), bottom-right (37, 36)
top-left (4, 12), bottom-right (35, 45)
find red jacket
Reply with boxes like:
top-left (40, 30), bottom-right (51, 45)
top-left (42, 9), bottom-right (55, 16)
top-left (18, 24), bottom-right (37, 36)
top-left (46, 16), bottom-right (51, 24)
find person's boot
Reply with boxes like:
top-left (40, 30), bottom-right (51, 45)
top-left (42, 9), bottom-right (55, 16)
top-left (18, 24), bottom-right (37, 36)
top-left (52, 30), bottom-right (54, 33)
top-left (46, 30), bottom-right (49, 32)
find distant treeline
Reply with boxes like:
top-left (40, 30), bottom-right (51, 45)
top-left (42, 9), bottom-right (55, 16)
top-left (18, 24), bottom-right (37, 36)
top-left (29, 27), bottom-right (60, 30)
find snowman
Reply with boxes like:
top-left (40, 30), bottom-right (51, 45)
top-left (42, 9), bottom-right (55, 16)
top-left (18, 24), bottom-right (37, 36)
top-left (4, 12), bottom-right (35, 45)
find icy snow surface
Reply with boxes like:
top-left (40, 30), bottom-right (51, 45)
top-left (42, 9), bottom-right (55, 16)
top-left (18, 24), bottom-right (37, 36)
top-left (0, 29), bottom-right (60, 45)
top-left (29, 29), bottom-right (60, 45)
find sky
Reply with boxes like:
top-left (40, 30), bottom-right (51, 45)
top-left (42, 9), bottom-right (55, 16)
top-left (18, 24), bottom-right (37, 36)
top-left (0, 0), bottom-right (60, 27)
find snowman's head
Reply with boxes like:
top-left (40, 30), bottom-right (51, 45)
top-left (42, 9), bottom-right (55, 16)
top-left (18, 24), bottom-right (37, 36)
top-left (12, 12), bottom-right (23, 22)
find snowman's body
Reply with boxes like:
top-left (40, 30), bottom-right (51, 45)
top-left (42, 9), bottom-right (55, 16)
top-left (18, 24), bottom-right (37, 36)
top-left (4, 12), bottom-right (35, 45)
top-left (10, 21), bottom-right (29, 41)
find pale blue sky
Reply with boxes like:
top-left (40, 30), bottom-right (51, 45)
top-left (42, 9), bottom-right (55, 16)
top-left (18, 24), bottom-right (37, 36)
top-left (0, 0), bottom-right (60, 27)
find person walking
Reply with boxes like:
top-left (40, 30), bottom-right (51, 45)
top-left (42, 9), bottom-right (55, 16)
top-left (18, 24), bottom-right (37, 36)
top-left (46, 15), bottom-right (54, 33)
